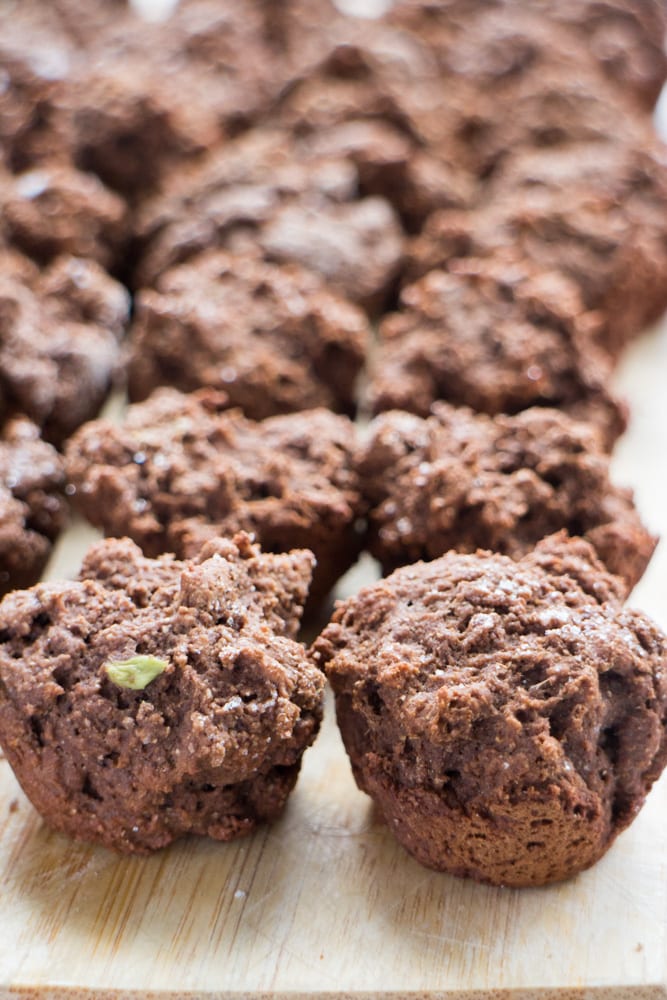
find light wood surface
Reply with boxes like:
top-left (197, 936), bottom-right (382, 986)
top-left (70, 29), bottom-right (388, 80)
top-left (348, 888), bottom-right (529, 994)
top-left (0, 320), bottom-right (664, 1000)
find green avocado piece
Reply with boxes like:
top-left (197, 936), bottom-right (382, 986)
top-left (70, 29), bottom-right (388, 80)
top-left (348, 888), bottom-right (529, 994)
top-left (104, 655), bottom-right (168, 690)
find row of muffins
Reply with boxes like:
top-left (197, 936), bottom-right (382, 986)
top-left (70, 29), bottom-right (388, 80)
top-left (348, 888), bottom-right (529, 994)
top-left (1, 0), bottom-right (667, 887)
top-left (1, 383), bottom-right (658, 609)
top-left (2, 2), bottom-right (667, 450)
top-left (1, 519), bottom-right (665, 887)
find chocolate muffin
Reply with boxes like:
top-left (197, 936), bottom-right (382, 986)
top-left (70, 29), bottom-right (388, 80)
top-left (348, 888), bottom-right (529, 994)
top-left (1, 0), bottom-right (264, 199)
top-left (14, 0), bottom-right (132, 51)
top-left (313, 534), bottom-right (667, 887)
top-left (127, 250), bottom-right (370, 418)
top-left (133, 128), bottom-right (404, 313)
top-left (387, 0), bottom-right (665, 112)
top-left (38, 254), bottom-right (130, 342)
top-left (0, 533), bottom-right (324, 853)
top-left (382, 4), bottom-right (651, 181)
top-left (66, 388), bottom-right (363, 608)
top-left (271, 17), bottom-right (440, 134)
top-left (132, 127), bottom-right (355, 285)
top-left (0, 5), bottom-right (76, 172)
top-left (63, 57), bottom-right (220, 201)
top-left (1, 164), bottom-right (128, 271)
top-left (534, 0), bottom-right (667, 111)
top-left (408, 142), bottom-right (667, 357)
top-left (271, 35), bottom-right (477, 229)
top-left (369, 260), bottom-right (626, 450)
top-left (140, 0), bottom-right (305, 135)
top-left (464, 63), bottom-right (648, 180)
top-left (282, 17), bottom-right (500, 221)
top-left (0, 251), bottom-right (130, 444)
top-left (359, 404), bottom-right (656, 591)
top-left (0, 417), bottom-right (67, 597)
top-left (493, 143), bottom-right (667, 352)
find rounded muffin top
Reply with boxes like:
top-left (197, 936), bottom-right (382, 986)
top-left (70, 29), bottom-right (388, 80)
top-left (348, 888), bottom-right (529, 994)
top-left (358, 403), bottom-right (656, 589)
top-left (0, 533), bottom-right (325, 852)
top-left (314, 534), bottom-right (667, 837)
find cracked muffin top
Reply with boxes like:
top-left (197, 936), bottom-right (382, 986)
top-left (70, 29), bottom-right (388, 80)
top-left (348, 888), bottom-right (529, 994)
top-left (313, 534), bottom-right (667, 885)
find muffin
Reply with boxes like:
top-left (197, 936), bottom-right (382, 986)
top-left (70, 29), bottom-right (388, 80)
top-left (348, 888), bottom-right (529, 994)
top-left (133, 127), bottom-right (404, 313)
top-left (369, 259), bottom-right (626, 450)
top-left (66, 388), bottom-right (364, 608)
top-left (407, 141), bottom-right (667, 358)
top-left (0, 251), bottom-right (129, 444)
top-left (0, 163), bottom-right (128, 271)
top-left (359, 403), bottom-right (656, 591)
top-left (127, 250), bottom-right (370, 418)
top-left (313, 534), bottom-right (667, 886)
top-left (0, 417), bottom-right (67, 597)
top-left (0, 533), bottom-right (324, 853)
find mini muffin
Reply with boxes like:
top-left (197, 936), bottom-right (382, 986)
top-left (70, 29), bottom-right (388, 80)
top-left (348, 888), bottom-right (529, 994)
top-left (313, 534), bottom-right (667, 887)
top-left (53, 0), bottom-right (304, 200)
top-left (0, 11), bottom-right (75, 172)
top-left (383, 3), bottom-right (654, 183)
top-left (0, 252), bottom-right (130, 444)
top-left (133, 128), bottom-right (404, 313)
top-left (391, 0), bottom-right (667, 111)
top-left (0, 533), bottom-right (324, 853)
top-left (1, 164), bottom-right (128, 271)
top-left (269, 24), bottom-right (477, 229)
top-left (535, 0), bottom-right (667, 110)
top-left (66, 388), bottom-right (364, 608)
top-left (271, 21), bottom-right (441, 138)
top-left (0, 418), bottom-right (67, 596)
top-left (359, 404), bottom-right (656, 591)
top-left (369, 259), bottom-right (625, 450)
top-left (407, 141), bottom-right (667, 358)
top-left (463, 62), bottom-right (650, 179)
top-left (61, 54), bottom-right (221, 201)
top-left (127, 250), bottom-right (370, 418)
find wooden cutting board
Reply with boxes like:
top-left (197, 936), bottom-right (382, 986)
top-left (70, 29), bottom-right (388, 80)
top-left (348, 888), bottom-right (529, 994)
top-left (0, 324), bottom-right (666, 999)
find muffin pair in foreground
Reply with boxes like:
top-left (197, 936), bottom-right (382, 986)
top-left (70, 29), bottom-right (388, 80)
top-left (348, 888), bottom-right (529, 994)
top-left (0, 526), bottom-right (665, 889)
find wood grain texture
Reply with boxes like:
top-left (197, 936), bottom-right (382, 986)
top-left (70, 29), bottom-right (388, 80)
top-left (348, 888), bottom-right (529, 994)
top-left (0, 318), bottom-right (665, 999)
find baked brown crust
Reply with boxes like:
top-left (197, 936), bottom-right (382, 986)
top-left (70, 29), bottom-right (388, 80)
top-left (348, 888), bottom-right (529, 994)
top-left (370, 259), bottom-right (626, 449)
top-left (1, 164), bottom-right (128, 271)
top-left (0, 0), bottom-right (665, 883)
top-left (133, 128), bottom-right (404, 313)
top-left (0, 8), bottom-right (76, 173)
top-left (0, 533), bottom-right (324, 853)
top-left (127, 250), bottom-right (370, 417)
top-left (359, 404), bottom-right (656, 591)
top-left (0, 252), bottom-right (129, 444)
top-left (66, 388), bottom-right (364, 608)
top-left (64, 58), bottom-right (222, 200)
top-left (532, 0), bottom-right (667, 111)
top-left (407, 142), bottom-right (667, 358)
top-left (387, 0), bottom-right (667, 112)
top-left (313, 534), bottom-right (667, 886)
top-left (0, 418), bottom-right (67, 597)
top-left (268, 23), bottom-right (477, 229)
